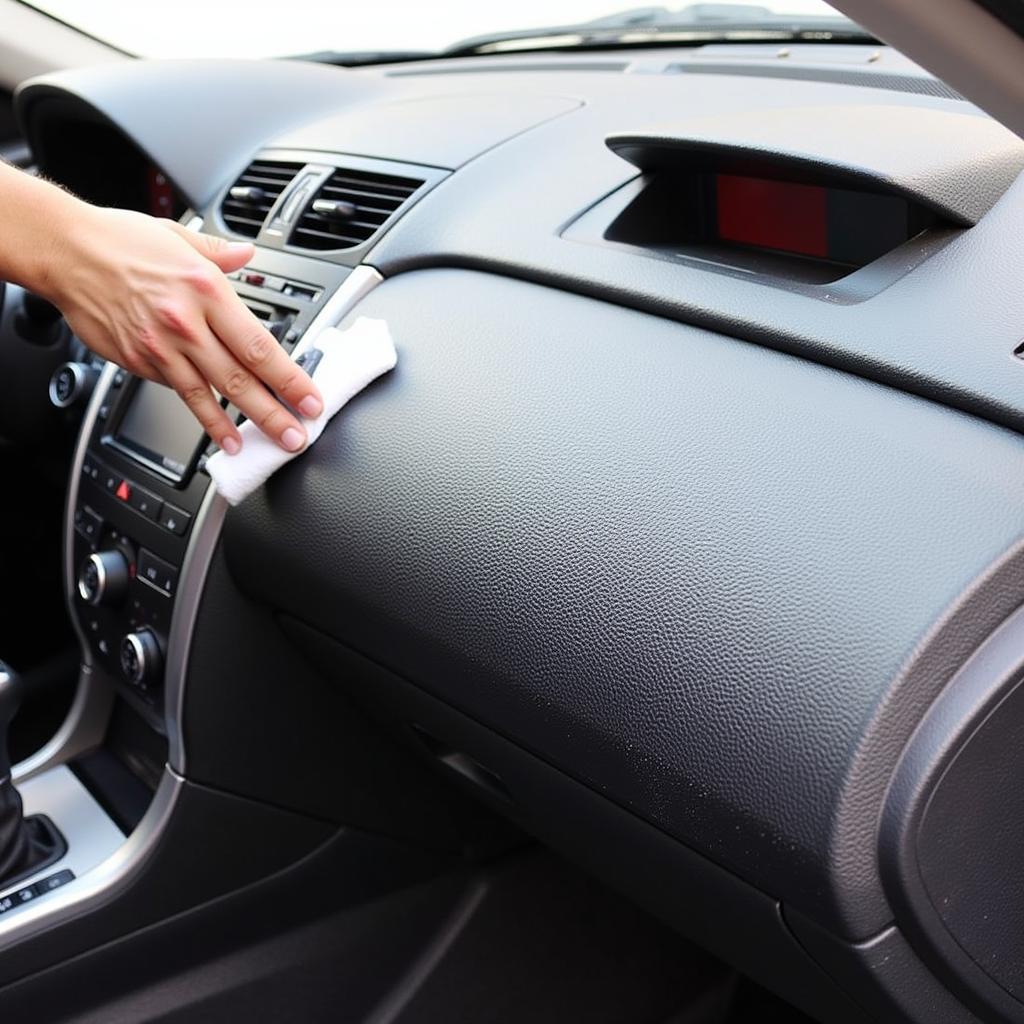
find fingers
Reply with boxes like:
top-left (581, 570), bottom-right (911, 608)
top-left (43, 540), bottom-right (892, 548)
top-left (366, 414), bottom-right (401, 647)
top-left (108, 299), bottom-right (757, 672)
top-left (151, 219), bottom-right (323, 451)
top-left (164, 221), bottom-right (254, 273)
top-left (151, 352), bottom-right (242, 455)
top-left (204, 279), bottom-right (323, 420)
top-left (184, 321), bottom-right (310, 453)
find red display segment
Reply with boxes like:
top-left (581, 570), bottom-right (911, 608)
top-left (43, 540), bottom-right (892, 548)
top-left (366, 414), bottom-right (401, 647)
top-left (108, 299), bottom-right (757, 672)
top-left (716, 174), bottom-right (828, 259)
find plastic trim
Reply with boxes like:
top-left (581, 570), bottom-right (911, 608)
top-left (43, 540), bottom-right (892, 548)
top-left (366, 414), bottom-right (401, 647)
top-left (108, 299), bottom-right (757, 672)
top-left (165, 264), bottom-right (385, 775)
top-left (880, 601), bottom-right (1024, 1024)
top-left (0, 766), bottom-right (179, 949)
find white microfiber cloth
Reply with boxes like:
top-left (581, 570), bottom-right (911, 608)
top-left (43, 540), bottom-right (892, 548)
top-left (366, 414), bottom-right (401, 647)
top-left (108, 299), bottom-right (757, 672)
top-left (206, 316), bottom-right (397, 506)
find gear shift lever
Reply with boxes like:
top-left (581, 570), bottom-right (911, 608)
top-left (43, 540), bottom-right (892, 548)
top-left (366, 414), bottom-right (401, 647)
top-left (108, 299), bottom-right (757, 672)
top-left (0, 661), bottom-right (65, 889)
top-left (0, 663), bottom-right (30, 883)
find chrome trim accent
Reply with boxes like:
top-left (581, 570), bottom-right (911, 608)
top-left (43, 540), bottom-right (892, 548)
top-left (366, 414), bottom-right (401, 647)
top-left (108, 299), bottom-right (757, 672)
top-left (0, 767), bottom-right (181, 948)
top-left (164, 263), bottom-right (384, 774)
top-left (13, 361), bottom-right (119, 786)
top-left (295, 264), bottom-right (384, 359)
top-left (12, 667), bottom-right (112, 785)
top-left (47, 361), bottom-right (86, 409)
top-left (122, 632), bottom-right (146, 686)
top-left (0, 765), bottom-right (125, 918)
top-left (78, 552), bottom-right (105, 605)
top-left (164, 488), bottom-right (226, 775)
top-left (63, 361), bottom-right (118, 658)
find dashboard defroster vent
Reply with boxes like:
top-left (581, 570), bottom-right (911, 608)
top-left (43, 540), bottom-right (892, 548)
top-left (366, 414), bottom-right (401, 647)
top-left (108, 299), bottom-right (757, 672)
top-left (290, 167), bottom-right (425, 250)
top-left (221, 160), bottom-right (303, 238)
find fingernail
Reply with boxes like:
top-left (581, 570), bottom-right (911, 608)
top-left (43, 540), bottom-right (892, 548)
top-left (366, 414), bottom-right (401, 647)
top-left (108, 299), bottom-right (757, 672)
top-left (298, 396), bottom-right (322, 418)
top-left (221, 435), bottom-right (241, 456)
top-left (282, 427), bottom-right (305, 452)
top-left (226, 241), bottom-right (253, 253)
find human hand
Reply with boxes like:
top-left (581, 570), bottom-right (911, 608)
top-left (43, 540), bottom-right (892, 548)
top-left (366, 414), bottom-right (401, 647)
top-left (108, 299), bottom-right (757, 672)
top-left (44, 206), bottom-right (322, 454)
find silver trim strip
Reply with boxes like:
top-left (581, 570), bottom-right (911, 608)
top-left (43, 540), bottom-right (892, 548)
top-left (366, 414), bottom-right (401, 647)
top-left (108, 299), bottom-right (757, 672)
top-left (0, 768), bottom-right (181, 948)
top-left (62, 361), bottom-right (118, 660)
top-left (0, 766), bottom-right (126, 922)
top-left (12, 666), bottom-right (112, 785)
top-left (165, 263), bottom-right (384, 774)
top-left (13, 361), bottom-right (119, 785)
top-left (5, 263), bottom-right (384, 946)
top-left (164, 486), bottom-right (226, 774)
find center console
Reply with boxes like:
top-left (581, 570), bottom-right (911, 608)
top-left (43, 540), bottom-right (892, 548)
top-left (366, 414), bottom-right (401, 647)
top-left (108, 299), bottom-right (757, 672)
top-left (0, 239), bottom-right (383, 947)
top-left (68, 250), bottom-right (353, 732)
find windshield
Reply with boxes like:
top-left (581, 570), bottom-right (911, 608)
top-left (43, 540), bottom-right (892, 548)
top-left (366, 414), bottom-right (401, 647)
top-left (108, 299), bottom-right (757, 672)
top-left (24, 0), bottom-right (853, 59)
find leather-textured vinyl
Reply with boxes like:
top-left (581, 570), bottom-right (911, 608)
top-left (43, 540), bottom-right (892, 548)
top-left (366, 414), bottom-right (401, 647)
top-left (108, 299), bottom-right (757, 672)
top-left (223, 269), bottom-right (1024, 940)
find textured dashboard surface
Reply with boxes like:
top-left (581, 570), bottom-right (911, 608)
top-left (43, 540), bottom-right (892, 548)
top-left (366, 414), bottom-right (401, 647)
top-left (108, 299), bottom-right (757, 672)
top-left (224, 269), bottom-right (1024, 939)
top-left (19, 56), bottom-right (1024, 436)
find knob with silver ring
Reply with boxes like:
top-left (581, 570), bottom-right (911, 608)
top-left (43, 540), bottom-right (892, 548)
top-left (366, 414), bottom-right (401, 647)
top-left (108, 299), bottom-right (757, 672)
top-left (77, 550), bottom-right (130, 606)
top-left (120, 629), bottom-right (162, 687)
top-left (49, 361), bottom-right (99, 408)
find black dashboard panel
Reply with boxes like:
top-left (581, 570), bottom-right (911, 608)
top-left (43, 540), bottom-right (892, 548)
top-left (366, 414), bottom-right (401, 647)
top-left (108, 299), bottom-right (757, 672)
top-left (223, 268), bottom-right (1024, 943)
top-left (19, 57), bottom-right (1024, 432)
top-left (15, 47), bottom-right (1024, 1023)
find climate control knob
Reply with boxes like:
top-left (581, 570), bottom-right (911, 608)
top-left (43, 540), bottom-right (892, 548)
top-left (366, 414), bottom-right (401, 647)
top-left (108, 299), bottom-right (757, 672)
top-left (77, 550), bottom-right (130, 606)
top-left (120, 630), bottom-right (162, 688)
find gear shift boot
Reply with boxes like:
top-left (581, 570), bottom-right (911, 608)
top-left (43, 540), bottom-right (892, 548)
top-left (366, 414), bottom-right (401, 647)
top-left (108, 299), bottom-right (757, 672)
top-left (0, 663), bottom-right (67, 890)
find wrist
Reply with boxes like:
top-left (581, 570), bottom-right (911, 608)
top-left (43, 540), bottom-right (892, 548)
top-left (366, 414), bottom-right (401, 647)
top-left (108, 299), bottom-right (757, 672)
top-left (28, 189), bottom-right (102, 305)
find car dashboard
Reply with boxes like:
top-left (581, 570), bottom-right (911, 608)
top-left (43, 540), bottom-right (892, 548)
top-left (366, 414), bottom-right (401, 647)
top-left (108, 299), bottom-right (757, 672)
top-left (3, 44), bottom-right (1024, 1024)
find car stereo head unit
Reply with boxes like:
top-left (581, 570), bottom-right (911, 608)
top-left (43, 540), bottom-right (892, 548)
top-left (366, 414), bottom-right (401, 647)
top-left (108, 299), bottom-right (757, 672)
top-left (104, 378), bottom-right (206, 485)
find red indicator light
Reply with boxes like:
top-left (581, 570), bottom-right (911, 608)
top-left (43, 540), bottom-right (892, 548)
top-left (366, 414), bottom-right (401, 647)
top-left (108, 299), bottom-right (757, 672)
top-left (716, 174), bottom-right (828, 259)
top-left (115, 480), bottom-right (131, 502)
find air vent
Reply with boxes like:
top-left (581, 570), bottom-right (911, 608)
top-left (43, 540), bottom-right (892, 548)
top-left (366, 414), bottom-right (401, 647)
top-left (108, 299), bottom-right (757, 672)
top-left (221, 160), bottom-right (304, 239)
top-left (290, 168), bottom-right (425, 250)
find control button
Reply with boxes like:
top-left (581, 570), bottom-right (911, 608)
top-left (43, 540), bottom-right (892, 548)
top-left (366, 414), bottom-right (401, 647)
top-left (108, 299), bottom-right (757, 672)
top-left (158, 504), bottom-right (191, 537)
top-left (115, 479), bottom-right (131, 502)
top-left (48, 362), bottom-right (97, 408)
top-left (75, 506), bottom-right (103, 547)
top-left (242, 272), bottom-right (265, 287)
top-left (101, 468), bottom-right (120, 494)
top-left (97, 403), bottom-right (111, 421)
top-left (267, 319), bottom-right (287, 341)
top-left (120, 629), bottom-right (162, 687)
top-left (0, 888), bottom-right (33, 913)
top-left (11, 884), bottom-right (38, 907)
top-left (35, 870), bottom-right (75, 894)
top-left (138, 549), bottom-right (178, 597)
top-left (112, 369), bottom-right (127, 388)
top-left (78, 549), bottom-right (131, 606)
top-left (127, 486), bottom-right (163, 522)
top-left (0, 870), bottom-right (75, 915)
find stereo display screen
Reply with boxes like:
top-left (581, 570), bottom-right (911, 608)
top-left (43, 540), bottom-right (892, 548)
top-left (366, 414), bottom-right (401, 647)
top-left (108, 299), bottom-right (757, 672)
top-left (111, 379), bottom-right (206, 482)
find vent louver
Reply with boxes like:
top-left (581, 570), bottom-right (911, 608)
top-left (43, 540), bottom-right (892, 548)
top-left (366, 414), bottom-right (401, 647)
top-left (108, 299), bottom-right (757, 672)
top-left (221, 160), bottom-right (303, 238)
top-left (290, 167), bottom-right (425, 250)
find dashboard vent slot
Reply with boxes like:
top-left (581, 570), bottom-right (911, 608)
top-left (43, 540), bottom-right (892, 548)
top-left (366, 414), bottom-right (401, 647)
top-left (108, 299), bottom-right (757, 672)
top-left (290, 167), bottom-right (425, 250)
top-left (221, 160), bottom-right (303, 238)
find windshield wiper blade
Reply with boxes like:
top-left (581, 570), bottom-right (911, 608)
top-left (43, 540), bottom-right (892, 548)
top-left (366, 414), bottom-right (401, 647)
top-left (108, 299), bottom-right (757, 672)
top-left (284, 49), bottom-right (435, 66)
top-left (445, 7), bottom-right (875, 56)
